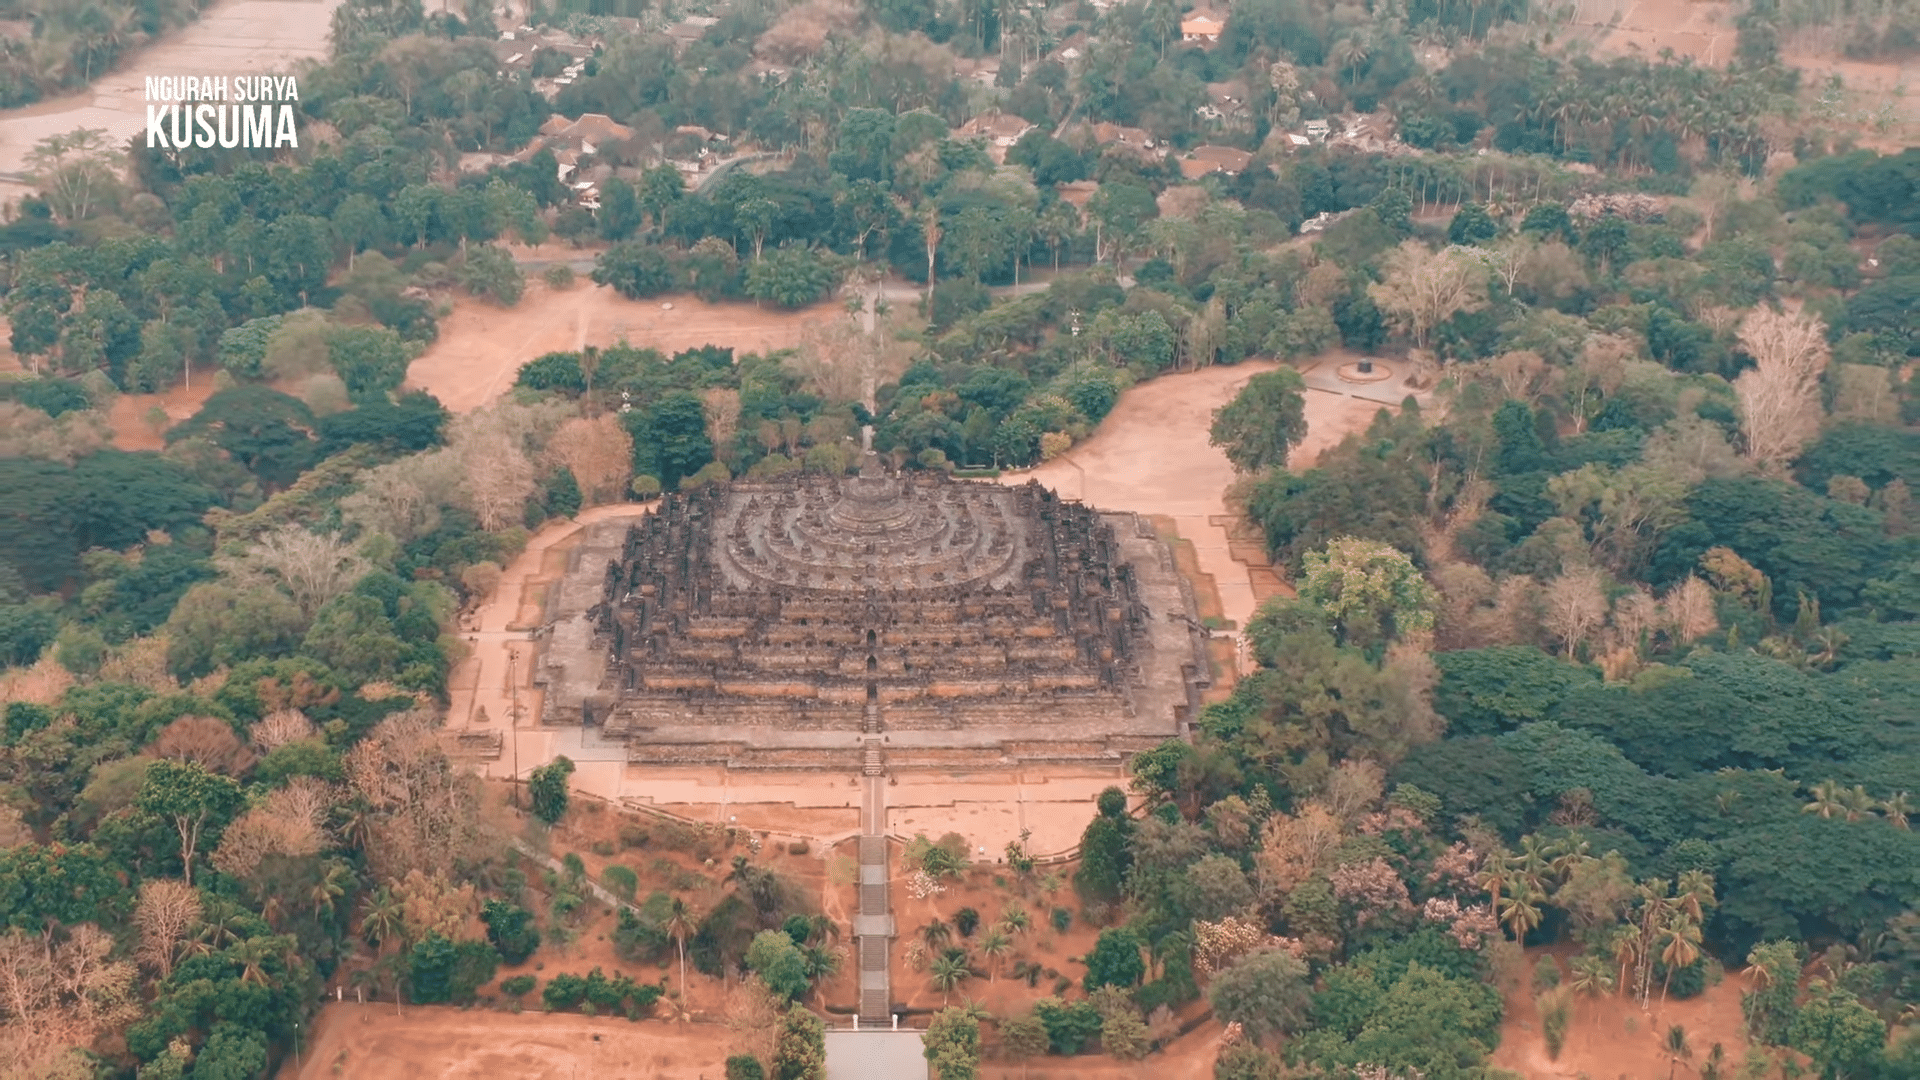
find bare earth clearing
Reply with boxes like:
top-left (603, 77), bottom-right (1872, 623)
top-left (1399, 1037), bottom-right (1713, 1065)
top-left (1005, 353), bottom-right (1405, 631)
top-left (0, 0), bottom-right (340, 203)
top-left (1492, 948), bottom-right (1753, 1079)
top-left (405, 282), bottom-right (844, 413)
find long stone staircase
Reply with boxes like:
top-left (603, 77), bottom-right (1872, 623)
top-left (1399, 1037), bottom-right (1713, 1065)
top-left (855, 695), bottom-right (893, 1025)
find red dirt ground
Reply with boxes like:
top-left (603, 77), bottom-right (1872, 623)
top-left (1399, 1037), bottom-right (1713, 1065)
top-left (405, 283), bottom-right (843, 414)
top-left (1491, 947), bottom-right (1754, 1080)
top-left (104, 373), bottom-right (218, 451)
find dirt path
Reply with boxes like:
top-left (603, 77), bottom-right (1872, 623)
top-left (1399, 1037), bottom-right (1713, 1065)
top-left (406, 283), bottom-right (843, 414)
top-left (447, 502), bottom-right (655, 783)
top-left (0, 0), bottom-right (340, 205)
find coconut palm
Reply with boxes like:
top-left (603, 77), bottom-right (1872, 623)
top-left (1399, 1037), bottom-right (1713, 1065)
top-left (1882, 792), bottom-right (1913, 830)
top-left (232, 937), bottom-right (277, 987)
top-left (310, 861), bottom-right (352, 920)
top-left (1840, 785), bottom-right (1876, 823)
top-left (1003, 907), bottom-right (1031, 935)
top-left (1673, 871), bottom-right (1717, 923)
top-left (1659, 914), bottom-right (1703, 1004)
top-left (1498, 884), bottom-right (1545, 941)
top-left (358, 886), bottom-right (405, 954)
top-left (664, 898), bottom-right (697, 1005)
top-left (1569, 953), bottom-right (1616, 997)
top-left (1804, 779), bottom-right (1846, 819)
top-left (980, 927), bottom-right (1011, 982)
top-left (931, 952), bottom-right (970, 1005)
top-left (923, 917), bottom-right (953, 950)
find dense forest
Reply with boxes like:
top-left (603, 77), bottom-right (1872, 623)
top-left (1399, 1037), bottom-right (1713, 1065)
top-left (0, 0), bottom-right (1914, 1070)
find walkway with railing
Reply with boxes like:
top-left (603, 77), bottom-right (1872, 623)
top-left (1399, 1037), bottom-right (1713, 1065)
top-left (855, 696), bottom-right (894, 1025)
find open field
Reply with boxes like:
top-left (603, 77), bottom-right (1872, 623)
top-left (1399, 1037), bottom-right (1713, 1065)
top-left (0, 0), bottom-right (341, 203)
top-left (405, 283), bottom-right (844, 413)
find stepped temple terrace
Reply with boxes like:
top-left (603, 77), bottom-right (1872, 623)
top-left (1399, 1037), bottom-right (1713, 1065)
top-left (532, 458), bottom-right (1210, 772)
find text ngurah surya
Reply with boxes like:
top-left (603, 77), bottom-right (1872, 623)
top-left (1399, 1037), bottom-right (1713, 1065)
top-left (144, 75), bottom-right (300, 149)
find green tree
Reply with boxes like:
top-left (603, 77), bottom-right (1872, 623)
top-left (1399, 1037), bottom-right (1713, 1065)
top-left (772, 1004), bottom-right (826, 1080)
top-left (527, 756), bottom-right (575, 824)
top-left (1207, 947), bottom-right (1310, 1045)
top-left (1209, 368), bottom-right (1308, 473)
top-left (328, 325), bottom-right (412, 403)
top-left (598, 178), bottom-right (644, 241)
top-left (639, 165), bottom-right (685, 233)
top-left (1787, 987), bottom-right (1887, 1080)
top-left (924, 1006), bottom-right (982, 1080)
top-left (1448, 202), bottom-right (1499, 246)
top-left (624, 390), bottom-right (714, 490)
top-left (456, 244), bottom-right (525, 306)
top-left (747, 929), bottom-right (812, 1001)
top-left (1293, 537), bottom-right (1438, 649)
top-left (166, 385), bottom-right (319, 488)
top-left (481, 899), bottom-right (541, 965)
top-left (744, 245), bottom-right (837, 308)
top-left (726, 1057), bottom-right (767, 1080)
top-left (1084, 928), bottom-right (1145, 991)
top-left (594, 242), bottom-right (676, 298)
top-left (136, 760), bottom-right (244, 885)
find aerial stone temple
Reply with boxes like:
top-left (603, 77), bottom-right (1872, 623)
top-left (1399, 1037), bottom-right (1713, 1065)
top-left (534, 456), bottom-right (1209, 771)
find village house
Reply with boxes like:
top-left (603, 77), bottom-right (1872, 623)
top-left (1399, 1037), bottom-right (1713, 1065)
top-left (958, 110), bottom-right (1038, 162)
top-left (1080, 121), bottom-right (1157, 161)
top-left (1178, 144), bottom-right (1254, 179)
top-left (514, 112), bottom-right (636, 186)
top-left (1180, 13), bottom-right (1223, 43)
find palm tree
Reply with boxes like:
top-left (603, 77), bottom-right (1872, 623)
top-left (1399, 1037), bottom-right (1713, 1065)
top-left (1498, 884), bottom-right (1545, 941)
top-left (232, 937), bottom-right (276, 987)
top-left (1882, 792), bottom-right (1913, 830)
top-left (1804, 779), bottom-right (1845, 819)
top-left (197, 899), bottom-right (248, 954)
top-left (1610, 924), bottom-right (1641, 998)
top-left (664, 898), bottom-right (697, 1005)
top-left (358, 886), bottom-right (405, 955)
top-left (310, 862), bottom-right (351, 920)
top-left (1569, 953), bottom-right (1616, 997)
top-left (931, 953), bottom-right (970, 1005)
top-left (1003, 908), bottom-right (1031, 936)
top-left (980, 927), bottom-right (1012, 982)
top-left (1841, 785), bottom-right (1876, 823)
top-left (1658, 914), bottom-right (1703, 1005)
top-left (1331, 36), bottom-right (1371, 86)
top-left (1673, 871), bottom-right (1717, 923)
top-left (923, 917), bottom-right (953, 950)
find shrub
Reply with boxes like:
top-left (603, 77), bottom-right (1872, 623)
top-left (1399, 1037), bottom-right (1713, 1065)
top-left (787, 839), bottom-right (809, 855)
top-left (955, 907), bottom-right (980, 937)
top-left (481, 900), bottom-right (541, 965)
top-left (603, 864), bottom-right (639, 903)
top-left (725, 1056), bottom-right (766, 1080)
top-left (544, 265), bottom-right (576, 289)
top-left (500, 975), bottom-right (537, 999)
top-left (618, 824), bottom-right (652, 848)
top-left (1532, 955), bottom-right (1563, 993)
top-left (1539, 986), bottom-right (1572, 1059)
top-left (1051, 907), bottom-right (1072, 932)
top-left (1032, 996), bottom-right (1104, 1055)
top-left (542, 972), bottom-right (587, 1011)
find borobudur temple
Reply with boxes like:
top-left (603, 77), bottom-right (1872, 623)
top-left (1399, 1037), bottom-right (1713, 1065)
top-left (533, 456), bottom-right (1209, 771)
